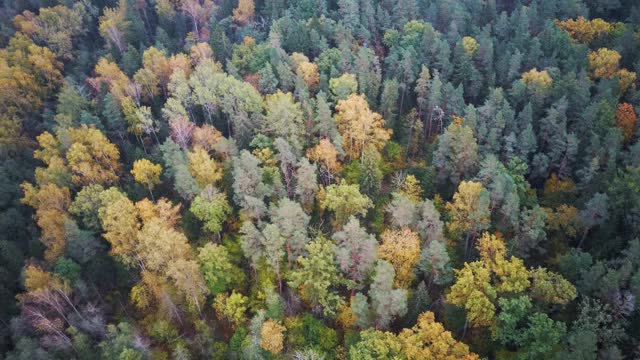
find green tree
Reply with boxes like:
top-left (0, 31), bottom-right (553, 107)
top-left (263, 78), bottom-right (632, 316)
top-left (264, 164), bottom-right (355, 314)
top-left (263, 91), bottom-right (305, 152)
top-left (434, 118), bottom-right (479, 187)
top-left (288, 236), bottom-right (351, 317)
top-left (321, 182), bottom-right (373, 228)
top-left (190, 186), bottom-right (232, 235)
top-left (332, 216), bottom-right (378, 284)
top-left (198, 243), bottom-right (244, 296)
top-left (369, 260), bottom-right (408, 329)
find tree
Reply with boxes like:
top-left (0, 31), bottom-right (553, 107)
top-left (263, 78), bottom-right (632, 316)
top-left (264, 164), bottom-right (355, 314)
top-left (332, 217), bottom-right (378, 284)
top-left (513, 206), bottom-right (548, 258)
top-left (270, 198), bottom-right (310, 260)
top-left (274, 137), bottom-right (298, 199)
top-left (320, 182), bottom-right (373, 228)
top-left (134, 202), bottom-right (208, 314)
top-left (295, 158), bottom-right (318, 209)
top-left (446, 260), bottom-right (498, 328)
top-left (555, 17), bottom-right (612, 43)
top-left (98, 188), bottom-right (140, 265)
top-left (21, 183), bottom-right (72, 262)
top-left (521, 68), bottom-right (553, 96)
top-left (369, 261), bottom-right (408, 329)
top-left (262, 224), bottom-right (287, 291)
top-left (88, 58), bottom-right (130, 102)
top-left (66, 126), bottom-right (121, 186)
top-left (260, 320), bottom-right (285, 354)
top-left (588, 48), bottom-right (621, 79)
top-left (180, 0), bottom-right (214, 41)
top-left (462, 36), bottom-right (479, 57)
top-left (296, 63), bottom-right (319, 95)
top-left (445, 181), bottom-right (491, 255)
top-left (334, 94), bottom-right (391, 161)
top-left (15, 3), bottom-right (88, 60)
top-left (494, 296), bottom-right (567, 359)
top-left (288, 237), bottom-right (351, 317)
top-left (214, 292), bottom-right (249, 329)
top-left (167, 257), bottom-right (209, 314)
top-left (348, 329), bottom-right (404, 358)
top-left (188, 148), bottom-right (223, 188)
top-left (386, 193), bottom-right (418, 229)
top-left (447, 232), bottom-right (576, 329)
top-left (131, 159), bottom-right (162, 200)
top-left (232, 150), bottom-right (271, 217)
top-left (616, 103), bottom-right (637, 144)
top-left (306, 139), bottom-right (342, 185)
top-left (54, 82), bottom-right (91, 129)
top-left (329, 73), bottom-right (358, 101)
top-left (190, 186), bottom-right (232, 235)
top-left (578, 193), bottom-right (609, 248)
top-left (69, 184), bottom-right (105, 231)
top-left (98, 1), bottom-right (130, 53)
top-left (378, 228), bottom-right (421, 288)
top-left (399, 311), bottom-right (479, 359)
top-left (198, 243), bottom-right (243, 296)
top-left (233, 0), bottom-right (255, 25)
top-left (160, 139), bottom-right (200, 200)
top-left (263, 91), bottom-right (305, 152)
top-left (420, 240), bottom-right (453, 286)
top-left (434, 118), bottom-right (479, 186)
top-left (97, 322), bottom-right (145, 359)
top-left (528, 268), bottom-right (576, 305)
top-left (358, 145), bottom-right (383, 197)
top-left (416, 199), bottom-right (445, 245)
top-left (475, 155), bottom-right (520, 231)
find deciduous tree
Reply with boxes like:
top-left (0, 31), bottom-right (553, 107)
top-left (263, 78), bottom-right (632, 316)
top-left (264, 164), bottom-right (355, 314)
top-left (306, 139), bottom-right (342, 185)
top-left (260, 320), bottom-right (285, 354)
top-left (188, 148), bottom-right (223, 188)
top-left (131, 159), bottom-right (162, 200)
top-left (320, 182), bottom-right (372, 228)
top-left (233, 0), bottom-right (255, 25)
top-left (445, 181), bottom-right (490, 255)
top-left (190, 186), bottom-right (232, 235)
top-left (263, 91), bottom-right (305, 152)
top-left (616, 103), bottom-right (637, 144)
top-left (334, 94), bottom-right (391, 161)
top-left (288, 237), bottom-right (351, 317)
top-left (198, 243), bottom-right (243, 296)
top-left (399, 311), bottom-right (479, 359)
top-left (21, 183), bottom-right (71, 262)
top-left (378, 228), bottom-right (421, 288)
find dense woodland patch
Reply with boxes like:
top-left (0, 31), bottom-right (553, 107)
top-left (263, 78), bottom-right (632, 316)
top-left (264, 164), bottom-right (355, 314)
top-left (1, 0), bottom-right (640, 359)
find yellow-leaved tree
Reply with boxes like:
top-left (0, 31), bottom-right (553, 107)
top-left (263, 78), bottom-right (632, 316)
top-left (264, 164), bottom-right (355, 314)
top-left (66, 126), bottom-right (122, 186)
top-left (131, 159), bottom-right (162, 201)
top-left (21, 183), bottom-right (72, 262)
top-left (555, 16), bottom-right (612, 43)
top-left (446, 232), bottom-right (576, 328)
top-left (399, 311), bottom-right (480, 359)
top-left (233, 0), bottom-right (255, 25)
top-left (188, 147), bottom-right (223, 187)
top-left (348, 311), bottom-right (479, 359)
top-left (307, 138), bottom-right (342, 185)
top-left (445, 181), bottom-right (491, 256)
top-left (334, 94), bottom-right (391, 161)
top-left (378, 228), bottom-right (421, 288)
top-left (260, 320), bottom-right (286, 354)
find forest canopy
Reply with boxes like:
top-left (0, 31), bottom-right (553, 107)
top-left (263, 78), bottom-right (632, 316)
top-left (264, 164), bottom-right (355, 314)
top-left (1, 0), bottom-right (640, 359)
